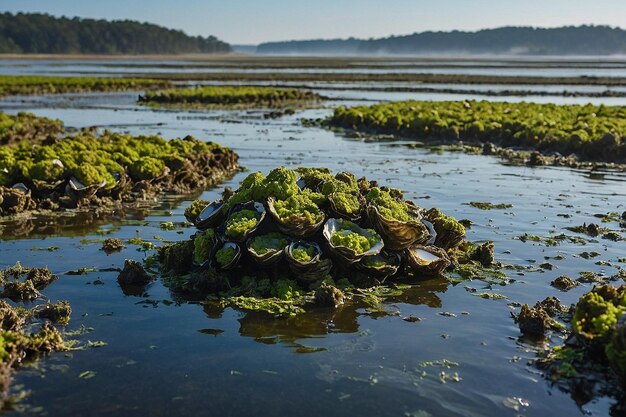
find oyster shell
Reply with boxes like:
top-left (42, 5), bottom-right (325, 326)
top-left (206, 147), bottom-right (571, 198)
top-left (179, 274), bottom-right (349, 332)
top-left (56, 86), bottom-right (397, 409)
top-left (284, 241), bottom-right (332, 282)
top-left (192, 229), bottom-right (218, 268)
top-left (194, 200), bottom-right (226, 230)
top-left (246, 232), bottom-right (289, 266)
top-left (322, 218), bottom-right (384, 265)
top-left (328, 192), bottom-right (364, 222)
top-left (405, 245), bottom-right (451, 277)
top-left (65, 177), bottom-right (106, 200)
top-left (213, 241), bottom-right (241, 270)
top-left (11, 183), bottom-right (29, 194)
top-left (356, 251), bottom-right (401, 281)
top-left (222, 201), bottom-right (266, 243)
top-left (424, 207), bottom-right (466, 250)
top-left (266, 196), bottom-right (325, 238)
top-left (366, 203), bottom-right (429, 251)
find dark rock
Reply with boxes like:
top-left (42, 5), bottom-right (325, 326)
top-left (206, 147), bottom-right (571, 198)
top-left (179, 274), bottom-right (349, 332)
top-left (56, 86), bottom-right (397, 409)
top-left (551, 275), bottom-right (579, 291)
top-left (516, 304), bottom-right (552, 336)
top-left (117, 260), bottom-right (153, 287)
top-left (314, 283), bottom-right (344, 308)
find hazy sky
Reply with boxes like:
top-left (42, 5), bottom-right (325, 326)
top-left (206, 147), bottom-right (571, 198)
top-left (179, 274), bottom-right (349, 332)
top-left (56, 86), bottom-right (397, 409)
top-left (3, 0), bottom-right (626, 44)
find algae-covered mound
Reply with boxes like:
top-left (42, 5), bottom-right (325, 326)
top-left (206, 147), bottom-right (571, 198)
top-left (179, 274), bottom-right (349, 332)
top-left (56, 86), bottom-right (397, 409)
top-left (0, 112), bottom-right (64, 146)
top-left (524, 284), bottom-right (626, 402)
top-left (157, 167), bottom-right (486, 314)
top-left (0, 263), bottom-right (73, 407)
top-left (138, 85), bottom-right (322, 108)
top-left (0, 76), bottom-right (171, 98)
top-left (327, 100), bottom-right (626, 163)
top-left (0, 131), bottom-right (239, 216)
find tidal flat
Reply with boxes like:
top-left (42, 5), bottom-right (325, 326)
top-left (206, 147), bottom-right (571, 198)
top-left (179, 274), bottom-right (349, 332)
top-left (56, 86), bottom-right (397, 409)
top-left (0, 56), bottom-right (625, 417)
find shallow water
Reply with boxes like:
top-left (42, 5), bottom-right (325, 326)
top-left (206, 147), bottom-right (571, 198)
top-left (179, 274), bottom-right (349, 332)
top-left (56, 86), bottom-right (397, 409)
top-left (0, 61), bottom-right (625, 416)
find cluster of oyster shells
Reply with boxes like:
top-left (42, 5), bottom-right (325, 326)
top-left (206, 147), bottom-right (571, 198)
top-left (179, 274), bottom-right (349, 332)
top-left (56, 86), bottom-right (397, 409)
top-left (185, 176), bottom-right (462, 283)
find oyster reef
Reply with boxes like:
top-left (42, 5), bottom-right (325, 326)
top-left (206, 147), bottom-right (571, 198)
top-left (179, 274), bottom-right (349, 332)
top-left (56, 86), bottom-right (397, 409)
top-left (158, 167), bottom-right (489, 308)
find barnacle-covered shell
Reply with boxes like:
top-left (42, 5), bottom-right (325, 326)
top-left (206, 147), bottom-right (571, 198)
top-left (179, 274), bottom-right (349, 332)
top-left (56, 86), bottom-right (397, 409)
top-left (356, 251), bottom-right (402, 281)
top-left (246, 233), bottom-right (289, 266)
top-left (322, 218), bottom-right (384, 265)
top-left (285, 241), bottom-right (332, 282)
top-left (366, 203), bottom-right (429, 251)
top-left (194, 200), bottom-right (226, 230)
top-left (405, 245), bottom-right (451, 277)
top-left (214, 241), bottom-right (241, 270)
top-left (222, 201), bottom-right (266, 243)
top-left (267, 196), bottom-right (325, 238)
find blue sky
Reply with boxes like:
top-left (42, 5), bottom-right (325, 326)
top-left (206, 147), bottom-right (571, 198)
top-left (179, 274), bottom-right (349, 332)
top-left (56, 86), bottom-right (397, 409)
top-left (3, 0), bottom-right (626, 44)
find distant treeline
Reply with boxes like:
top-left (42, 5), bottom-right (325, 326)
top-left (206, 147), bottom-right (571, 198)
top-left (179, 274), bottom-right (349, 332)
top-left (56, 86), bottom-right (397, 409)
top-left (257, 26), bottom-right (626, 55)
top-left (0, 12), bottom-right (231, 54)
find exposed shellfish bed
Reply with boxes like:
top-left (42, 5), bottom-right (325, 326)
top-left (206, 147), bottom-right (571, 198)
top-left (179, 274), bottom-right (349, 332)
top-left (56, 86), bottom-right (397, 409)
top-left (158, 166), bottom-right (486, 302)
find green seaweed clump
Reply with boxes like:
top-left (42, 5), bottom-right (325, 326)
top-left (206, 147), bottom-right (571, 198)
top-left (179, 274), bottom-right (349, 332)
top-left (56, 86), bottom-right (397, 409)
top-left (194, 229), bottom-right (216, 265)
top-left (331, 192), bottom-right (361, 215)
top-left (249, 233), bottom-right (288, 255)
top-left (216, 247), bottom-right (237, 267)
top-left (330, 219), bottom-right (380, 254)
top-left (572, 285), bottom-right (626, 341)
top-left (273, 193), bottom-right (324, 225)
top-left (366, 187), bottom-right (410, 221)
top-left (184, 199), bottom-right (209, 221)
top-left (425, 208), bottom-right (466, 250)
top-left (292, 247), bottom-right (315, 263)
top-left (225, 210), bottom-right (261, 239)
top-left (328, 100), bottom-right (626, 163)
top-left (139, 85), bottom-right (321, 109)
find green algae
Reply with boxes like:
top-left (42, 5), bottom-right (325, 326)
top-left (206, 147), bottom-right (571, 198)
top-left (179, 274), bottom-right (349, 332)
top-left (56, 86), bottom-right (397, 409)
top-left (184, 199), bottom-right (210, 221)
top-left (216, 247), bottom-right (237, 267)
top-left (292, 247), bottom-right (315, 263)
top-left (327, 100), bottom-right (626, 163)
top-left (0, 112), bottom-right (64, 146)
top-left (193, 230), bottom-right (216, 265)
top-left (467, 202), bottom-right (513, 210)
top-left (225, 209), bottom-right (261, 239)
top-left (249, 233), bottom-right (288, 255)
top-left (139, 85), bottom-right (321, 108)
top-left (0, 75), bottom-right (170, 97)
top-left (330, 219), bottom-right (380, 254)
top-left (366, 187), bottom-right (410, 221)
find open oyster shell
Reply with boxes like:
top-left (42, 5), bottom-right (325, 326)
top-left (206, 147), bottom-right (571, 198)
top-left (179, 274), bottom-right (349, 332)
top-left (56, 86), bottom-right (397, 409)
top-left (284, 241), bottom-right (332, 282)
top-left (322, 218), bottom-right (384, 265)
top-left (266, 196), bottom-right (325, 238)
top-left (366, 203), bottom-right (429, 251)
top-left (222, 201), bottom-right (266, 243)
top-left (213, 241), bottom-right (241, 270)
top-left (192, 229), bottom-right (219, 268)
top-left (246, 233), bottom-right (289, 266)
top-left (65, 177), bottom-right (107, 200)
top-left (194, 200), bottom-right (226, 230)
top-left (328, 192), bottom-right (364, 222)
top-left (405, 244), bottom-right (451, 277)
top-left (355, 251), bottom-right (402, 281)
